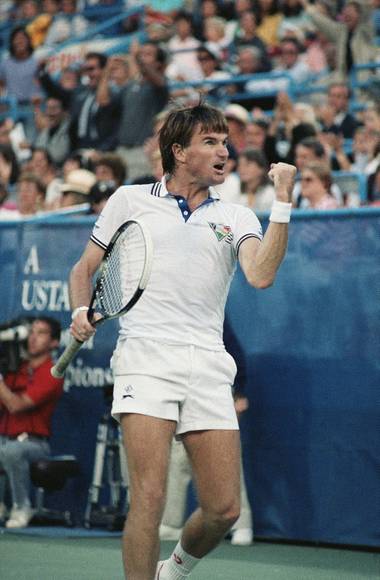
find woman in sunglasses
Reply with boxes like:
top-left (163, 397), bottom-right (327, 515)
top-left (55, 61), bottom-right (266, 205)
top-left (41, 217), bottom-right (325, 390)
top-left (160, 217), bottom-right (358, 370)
top-left (300, 161), bottom-right (340, 209)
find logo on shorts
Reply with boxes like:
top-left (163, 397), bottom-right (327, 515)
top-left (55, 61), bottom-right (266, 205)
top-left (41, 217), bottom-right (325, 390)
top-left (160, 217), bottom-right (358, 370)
top-left (208, 222), bottom-right (233, 244)
top-left (122, 385), bottom-right (135, 399)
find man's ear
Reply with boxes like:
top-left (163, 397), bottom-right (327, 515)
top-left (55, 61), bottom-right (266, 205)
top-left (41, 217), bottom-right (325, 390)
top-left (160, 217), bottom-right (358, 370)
top-left (172, 143), bottom-right (186, 165)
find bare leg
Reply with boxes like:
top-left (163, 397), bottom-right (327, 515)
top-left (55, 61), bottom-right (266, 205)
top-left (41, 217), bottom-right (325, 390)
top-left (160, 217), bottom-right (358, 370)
top-left (161, 440), bottom-right (192, 530)
top-left (180, 429), bottom-right (241, 558)
top-left (120, 414), bottom-right (176, 580)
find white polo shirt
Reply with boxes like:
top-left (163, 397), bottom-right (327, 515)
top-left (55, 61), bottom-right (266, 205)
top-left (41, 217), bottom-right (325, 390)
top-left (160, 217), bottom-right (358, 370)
top-left (91, 176), bottom-right (262, 349)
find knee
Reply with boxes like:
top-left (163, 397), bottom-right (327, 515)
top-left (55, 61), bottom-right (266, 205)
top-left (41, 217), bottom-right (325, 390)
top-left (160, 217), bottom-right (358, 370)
top-left (130, 480), bottom-right (166, 520)
top-left (205, 498), bottom-right (240, 531)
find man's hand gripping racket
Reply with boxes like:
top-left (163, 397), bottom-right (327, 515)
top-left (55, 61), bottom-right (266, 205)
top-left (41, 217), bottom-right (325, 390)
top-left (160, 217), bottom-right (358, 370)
top-left (51, 219), bottom-right (153, 378)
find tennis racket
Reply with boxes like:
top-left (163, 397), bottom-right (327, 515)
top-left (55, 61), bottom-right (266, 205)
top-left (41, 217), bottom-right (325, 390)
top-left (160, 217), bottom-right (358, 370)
top-left (51, 219), bottom-right (153, 378)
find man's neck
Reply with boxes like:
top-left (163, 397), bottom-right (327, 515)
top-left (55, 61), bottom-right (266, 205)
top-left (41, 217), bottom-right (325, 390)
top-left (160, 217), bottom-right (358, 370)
top-left (166, 175), bottom-right (209, 210)
top-left (28, 353), bottom-right (51, 370)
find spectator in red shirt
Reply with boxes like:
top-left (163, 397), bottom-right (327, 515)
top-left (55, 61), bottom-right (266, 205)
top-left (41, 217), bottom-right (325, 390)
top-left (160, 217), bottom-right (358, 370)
top-left (0, 317), bottom-right (64, 529)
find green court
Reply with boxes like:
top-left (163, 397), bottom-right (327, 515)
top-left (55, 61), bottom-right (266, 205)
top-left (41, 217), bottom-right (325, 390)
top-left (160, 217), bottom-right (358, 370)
top-left (0, 533), bottom-right (379, 580)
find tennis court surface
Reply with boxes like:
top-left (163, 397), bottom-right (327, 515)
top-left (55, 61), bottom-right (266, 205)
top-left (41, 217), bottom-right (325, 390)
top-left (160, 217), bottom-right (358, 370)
top-left (0, 529), bottom-right (379, 580)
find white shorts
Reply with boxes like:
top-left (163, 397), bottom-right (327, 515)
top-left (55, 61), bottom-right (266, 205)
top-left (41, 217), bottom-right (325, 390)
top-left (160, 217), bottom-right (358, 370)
top-left (111, 338), bottom-right (239, 435)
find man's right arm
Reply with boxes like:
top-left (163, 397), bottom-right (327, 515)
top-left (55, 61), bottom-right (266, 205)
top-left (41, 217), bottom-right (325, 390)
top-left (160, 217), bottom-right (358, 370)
top-left (69, 240), bottom-right (105, 341)
top-left (300, 0), bottom-right (341, 40)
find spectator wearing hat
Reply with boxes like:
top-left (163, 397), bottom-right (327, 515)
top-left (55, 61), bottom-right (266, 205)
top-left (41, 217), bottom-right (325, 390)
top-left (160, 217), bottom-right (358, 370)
top-left (224, 103), bottom-right (249, 153)
top-left (58, 168), bottom-right (96, 208)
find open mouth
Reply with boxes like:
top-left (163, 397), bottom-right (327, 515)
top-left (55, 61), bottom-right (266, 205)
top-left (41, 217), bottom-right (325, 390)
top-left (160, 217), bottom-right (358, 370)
top-left (213, 163), bottom-right (225, 173)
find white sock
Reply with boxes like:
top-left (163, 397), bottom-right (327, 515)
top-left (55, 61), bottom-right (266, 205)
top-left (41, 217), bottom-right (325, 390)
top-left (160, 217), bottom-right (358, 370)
top-left (162, 542), bottom-right (201, 578)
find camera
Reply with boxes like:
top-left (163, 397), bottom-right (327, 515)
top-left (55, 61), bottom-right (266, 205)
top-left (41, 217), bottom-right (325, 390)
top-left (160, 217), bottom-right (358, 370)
top-left (0, 317), bottom-right (33, 375)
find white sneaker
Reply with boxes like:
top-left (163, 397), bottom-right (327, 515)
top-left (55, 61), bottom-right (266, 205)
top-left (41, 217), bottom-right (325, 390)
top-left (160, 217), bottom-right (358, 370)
top-left (159, 524), bottom-right (182, 540)
top-left (231, 528), bottom-right (253, 546)
top-left (155, 560), bottom-right (165, 579)
top-left (5, 507), bottom-right (34, 529)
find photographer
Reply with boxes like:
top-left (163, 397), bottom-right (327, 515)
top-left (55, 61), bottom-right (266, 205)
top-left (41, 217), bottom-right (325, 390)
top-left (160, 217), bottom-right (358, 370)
top-left (0, 317), bottom-right (64, 529)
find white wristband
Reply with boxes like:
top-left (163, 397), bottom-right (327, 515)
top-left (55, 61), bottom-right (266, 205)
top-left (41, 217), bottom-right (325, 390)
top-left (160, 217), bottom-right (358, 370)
top-left (0, 373), bottom-right (3, 383)
top-left (269, 200), bottom-right (292, 223)
top-left (71, 306), bottom-right (89, 321)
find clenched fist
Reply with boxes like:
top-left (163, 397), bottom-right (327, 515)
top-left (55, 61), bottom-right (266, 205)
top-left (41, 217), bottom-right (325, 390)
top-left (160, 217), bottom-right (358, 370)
top-left (268, 162), bottom-right (297, 202)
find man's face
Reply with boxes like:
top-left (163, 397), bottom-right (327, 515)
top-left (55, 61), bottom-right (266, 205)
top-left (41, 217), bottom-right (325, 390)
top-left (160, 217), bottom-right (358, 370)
top-left (178, 126), bottom-right (229, 187)
top-left (280, 42), bottom-right (299, 68)
top-left (197, 51), bottom-right (217, 75)
top-left (95, 164), bottom-right (114, 182)
top-left (237, 50), bottom-right (258, 74)
top-left (295, 145), bottom-right (317, 170)
top-left (138, 44), bottom-right (159, 67)
top-left (328, 86), bottom-right (349, 113)
top-left (45, 98), bottom-right (64, 126)
top-left (17, 180), bottom-right (42, 214)
top-left (27, 321), bottom-right (57, 358)
top-left (246, 123), bottom-right (266, 148)
top-left (237, 157), bottom-right (263, 183)
top-left (342, 4), bottom-right (360, 30)
top-left (83, 57), bottom-right (104, 88)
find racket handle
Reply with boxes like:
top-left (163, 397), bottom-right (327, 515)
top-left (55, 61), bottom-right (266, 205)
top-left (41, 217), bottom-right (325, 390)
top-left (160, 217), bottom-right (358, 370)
top-left (51, 337), bottom-right (84, 378)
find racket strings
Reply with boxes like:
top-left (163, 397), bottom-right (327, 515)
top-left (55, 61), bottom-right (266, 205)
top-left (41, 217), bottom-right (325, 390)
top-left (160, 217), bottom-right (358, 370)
top-left (96, 224), bottom-right (146, 317)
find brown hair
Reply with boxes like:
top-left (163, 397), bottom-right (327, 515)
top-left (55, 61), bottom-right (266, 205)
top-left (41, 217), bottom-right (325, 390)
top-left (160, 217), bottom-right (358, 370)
top-left (303, 161), bottom-right (332, 193)
top-left (158, 101), bottom-right (228, 174)
top-left (94, 153), bottom-right (127, 186)
top-left (17, 172), bottom-right (46, 197)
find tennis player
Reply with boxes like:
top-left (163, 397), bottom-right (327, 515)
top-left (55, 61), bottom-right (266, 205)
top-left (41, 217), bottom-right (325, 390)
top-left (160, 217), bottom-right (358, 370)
top-left (69, 102), bottom-right (296, 580)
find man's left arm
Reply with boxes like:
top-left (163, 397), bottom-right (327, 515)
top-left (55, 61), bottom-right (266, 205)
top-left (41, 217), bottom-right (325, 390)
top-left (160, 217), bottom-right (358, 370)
top-left (239, 162), bottom-right (296, 289)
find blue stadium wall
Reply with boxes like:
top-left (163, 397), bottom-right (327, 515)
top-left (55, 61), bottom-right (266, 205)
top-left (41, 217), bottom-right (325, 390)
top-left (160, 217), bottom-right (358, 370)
top-left (0, 210), bottom-right (379, 547)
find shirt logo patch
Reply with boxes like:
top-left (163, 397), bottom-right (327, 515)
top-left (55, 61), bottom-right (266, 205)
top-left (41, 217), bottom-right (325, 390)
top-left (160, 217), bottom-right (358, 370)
top-left (208, 222), bottom-right (233, 244)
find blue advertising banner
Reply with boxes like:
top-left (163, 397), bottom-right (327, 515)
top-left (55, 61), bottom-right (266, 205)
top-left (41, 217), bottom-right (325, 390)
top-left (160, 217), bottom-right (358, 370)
top-left (0, 209), bottom-right (379, 546)
top-left (0, 217), bottom-right (117, 389)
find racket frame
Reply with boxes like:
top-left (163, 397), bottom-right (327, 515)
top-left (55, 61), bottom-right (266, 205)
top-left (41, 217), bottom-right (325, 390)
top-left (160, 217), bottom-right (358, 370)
top-left (51, 219), bottom-right (153, 378)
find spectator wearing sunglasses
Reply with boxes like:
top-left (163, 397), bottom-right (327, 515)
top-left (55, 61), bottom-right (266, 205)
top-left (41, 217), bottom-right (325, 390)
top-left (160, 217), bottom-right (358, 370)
top-left (299, 161), bottom-right (340, 210)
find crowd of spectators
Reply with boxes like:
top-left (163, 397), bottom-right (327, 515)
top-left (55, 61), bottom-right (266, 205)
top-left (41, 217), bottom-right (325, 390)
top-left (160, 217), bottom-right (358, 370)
top-left (0, 0), bottom-right (380, 219)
